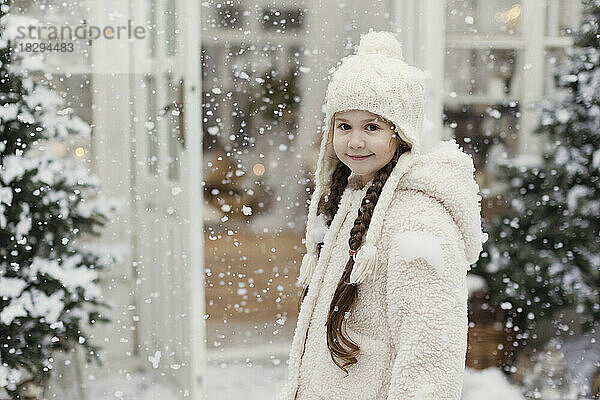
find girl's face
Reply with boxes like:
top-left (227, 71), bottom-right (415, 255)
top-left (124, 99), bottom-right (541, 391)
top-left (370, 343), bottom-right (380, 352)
top-left (332, 109), bottom-right (400, 183)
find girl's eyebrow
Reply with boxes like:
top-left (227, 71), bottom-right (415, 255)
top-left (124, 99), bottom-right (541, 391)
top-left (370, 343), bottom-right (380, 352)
top-left (335, 117), bottom-right (379, 123)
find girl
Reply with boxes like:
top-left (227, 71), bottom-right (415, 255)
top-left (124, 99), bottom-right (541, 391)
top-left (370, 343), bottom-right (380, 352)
top-left (278, 30), bottom-right (487, 400)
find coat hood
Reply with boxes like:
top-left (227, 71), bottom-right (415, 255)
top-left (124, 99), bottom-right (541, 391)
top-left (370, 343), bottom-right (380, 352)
top-left (397, 140), bottom-right (488, 265)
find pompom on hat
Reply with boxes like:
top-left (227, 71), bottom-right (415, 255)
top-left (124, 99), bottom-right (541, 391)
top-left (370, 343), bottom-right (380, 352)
top-left (297, 29), bottom-right (429, 288)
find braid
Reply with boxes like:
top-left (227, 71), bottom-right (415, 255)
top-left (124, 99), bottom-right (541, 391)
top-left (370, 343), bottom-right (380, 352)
top-left (326, 143), bottom-right (408, 374)
top-left (318, 159), bottom-right (352, 227)
top-left (298, 159), bottom-right (350, 312)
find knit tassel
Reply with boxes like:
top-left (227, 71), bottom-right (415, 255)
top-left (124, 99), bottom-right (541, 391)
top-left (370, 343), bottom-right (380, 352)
top-left (297, 252), bottom-right (317, 288)
top-left (308, 214), bottom-right (329, 245)
top-left (349, 242), bottom-right (378, 284)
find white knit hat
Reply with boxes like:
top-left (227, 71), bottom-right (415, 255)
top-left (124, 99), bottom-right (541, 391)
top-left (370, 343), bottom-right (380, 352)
top-left (297, 30), bottom-right (430, 287)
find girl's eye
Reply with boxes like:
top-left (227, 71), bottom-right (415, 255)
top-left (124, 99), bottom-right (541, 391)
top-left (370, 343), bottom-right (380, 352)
top-left (336, 122), bottom-right (379, 131)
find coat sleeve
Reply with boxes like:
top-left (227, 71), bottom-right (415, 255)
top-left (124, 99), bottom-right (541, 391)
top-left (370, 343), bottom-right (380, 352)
top-left (384, 194), bottom-right (469, 400)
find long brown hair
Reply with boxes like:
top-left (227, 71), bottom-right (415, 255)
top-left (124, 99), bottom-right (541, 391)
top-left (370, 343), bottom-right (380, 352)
top-left (299, 116), bottom-right (410, 374)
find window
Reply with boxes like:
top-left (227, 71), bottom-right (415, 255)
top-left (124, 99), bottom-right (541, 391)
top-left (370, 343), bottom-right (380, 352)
top-left (545, 0), bottom-right (580, 37)
top-left (202, 44), bottom-right (224, 153)
top-left (543, 47), bottom-right (570, 97)
top-left (446, 0), bottom-right (522, 36)
top-left (166, 0), bottom-right (177, 57)
top-left (261, 8), bottom-right (305, 33)
top-left (216, 3), bottom-right (243, 29)
top-left (443, 103), bottom-right (520, 185)
top-left (445, 48), bottom-right (519, 100)
top-left (145, 75), bottom-right (159, 175)
top-left (149, 0), bottom-right (157, 58)
top-left (166, 73), bottom-right (181, 181)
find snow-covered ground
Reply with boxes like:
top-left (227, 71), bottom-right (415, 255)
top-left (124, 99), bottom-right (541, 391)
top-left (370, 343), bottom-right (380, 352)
top-left (84, 361), bottom-right (527, 400)
top-left (84, 358), bottom-right (286, 400)
top-left (63, 323), bottom-right (600, 400)
top-left (44, 321), bottom-right (599, 400)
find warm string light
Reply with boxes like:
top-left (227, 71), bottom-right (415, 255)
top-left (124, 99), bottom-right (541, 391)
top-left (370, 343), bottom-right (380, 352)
top-left (496, 4), bottom-right (521, 26)
top-left (253, 163), bottom-right (265, 176)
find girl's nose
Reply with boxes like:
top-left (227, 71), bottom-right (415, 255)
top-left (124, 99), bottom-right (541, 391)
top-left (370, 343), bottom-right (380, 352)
top-left (348, 132), bottom-right (365, 148)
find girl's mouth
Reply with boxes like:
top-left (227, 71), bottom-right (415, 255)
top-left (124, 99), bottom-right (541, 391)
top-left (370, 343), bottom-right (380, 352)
top-left (348, 154), bottom-right (373, 160)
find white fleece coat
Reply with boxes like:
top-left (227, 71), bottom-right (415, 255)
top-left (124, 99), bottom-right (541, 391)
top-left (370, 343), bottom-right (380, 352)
top-left (279, 143), bottom-right (485, 400)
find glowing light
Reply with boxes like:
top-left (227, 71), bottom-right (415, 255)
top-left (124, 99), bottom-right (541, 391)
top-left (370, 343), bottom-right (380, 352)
top-left (74, 147), bottom-right (85, 157)
top-left (253, 163), bottom-right (265, 176)
top-left (496, 4), bottom-right (521, 26)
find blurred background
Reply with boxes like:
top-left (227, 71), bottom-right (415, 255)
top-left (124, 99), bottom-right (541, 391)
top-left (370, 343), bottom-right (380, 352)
top-left (1, 0), bottom-right (599, 399)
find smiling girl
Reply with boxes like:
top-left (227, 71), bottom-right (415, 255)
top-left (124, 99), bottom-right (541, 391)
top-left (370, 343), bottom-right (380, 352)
top-left (278, 30), bottom-right (487, 400)
top-left (332, 110), bottom-right (406, 187)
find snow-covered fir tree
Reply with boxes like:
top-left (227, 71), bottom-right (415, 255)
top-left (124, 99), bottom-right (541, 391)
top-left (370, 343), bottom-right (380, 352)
top-left (0, 2), bottom-right (117, 398)
top-left (478, 0), bottom-right (600, 355)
